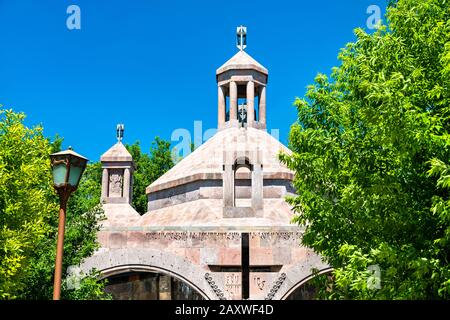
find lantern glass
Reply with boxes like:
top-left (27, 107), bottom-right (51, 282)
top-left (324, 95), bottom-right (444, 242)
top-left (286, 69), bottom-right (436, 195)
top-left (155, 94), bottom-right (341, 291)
top-left (50, 148), bottom-right (88, 190)
top-left (52, 163), bottom-right (68, 186)
top-left (68, 162), bottom-right (84, 187)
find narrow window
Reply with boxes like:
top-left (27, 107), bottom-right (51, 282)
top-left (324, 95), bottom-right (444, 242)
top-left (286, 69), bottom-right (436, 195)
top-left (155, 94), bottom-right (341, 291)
top-left (234, 159), bottom-right (252, 207)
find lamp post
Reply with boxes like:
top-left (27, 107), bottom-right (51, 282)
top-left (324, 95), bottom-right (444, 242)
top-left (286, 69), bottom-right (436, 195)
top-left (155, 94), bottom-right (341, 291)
top-left (50, 147), bottom-right (88, 300)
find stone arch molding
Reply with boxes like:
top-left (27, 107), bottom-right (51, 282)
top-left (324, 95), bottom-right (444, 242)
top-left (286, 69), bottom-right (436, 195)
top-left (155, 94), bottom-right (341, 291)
top-left (235, 150), bottom-right (262, 166)
top-left (268, 253), bottom-right (331, 300)
top-left (80, 248), bottom-right (332, 300)
top-left (80, 248), bottom-right (215, 300)
top-left (279, 267), bottom-right (334, 300)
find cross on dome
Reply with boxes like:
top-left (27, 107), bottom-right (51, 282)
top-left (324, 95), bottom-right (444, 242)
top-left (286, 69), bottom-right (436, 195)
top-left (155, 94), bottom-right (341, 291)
top-left (237, 25), bottom-right (247, 51)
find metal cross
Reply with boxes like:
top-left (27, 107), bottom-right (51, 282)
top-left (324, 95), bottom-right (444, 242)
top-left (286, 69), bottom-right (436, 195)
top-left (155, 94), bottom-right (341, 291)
top-left (116, 124), bottom-right (124, 142)
top-left (236, 26), bottom-right (247, 51)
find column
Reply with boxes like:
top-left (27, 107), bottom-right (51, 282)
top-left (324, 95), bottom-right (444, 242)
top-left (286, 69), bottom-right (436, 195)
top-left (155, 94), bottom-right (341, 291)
top-left (223, 164), bottom-right (235, 208)
top-left (247, 81), bottom-right (255, 127)
top-left (123, 167), bottom-right (131, 203)
top-left (230, 81), bottom-right (238, 123)
top-left (218, 85), bottom-right (226, 128)
top-left (251, 163), bottom-right (263, 213)
top-left (259, 86), bottom-right (266, 128)
top-left (101, 168), bottom-right (108, 201)
top-left (130, 174), bottom-right (134, 206)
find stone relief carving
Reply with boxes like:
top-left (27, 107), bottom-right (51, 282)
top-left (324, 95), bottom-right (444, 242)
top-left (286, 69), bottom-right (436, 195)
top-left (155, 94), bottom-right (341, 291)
top-left (205, 273), bottom-right (226, 300)
top-left (145, 232), bottom-right (242, 241)
top-left (109, 169), bottom-right (123, 197)
top-left (143, 231), bottom-right (303, 242)
top-left (254, 276), bottom-right (266, 291)
top-left (265, 273), bottom-right (286, 300)
top-left (224, 273), bottom-right (241, 299)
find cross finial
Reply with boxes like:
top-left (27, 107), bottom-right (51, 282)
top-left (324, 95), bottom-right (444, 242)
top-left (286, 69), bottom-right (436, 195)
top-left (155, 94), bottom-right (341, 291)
top-left (236, 25), bottom-right (247, 51)
top-left (116, 124), bottom-right (124, 142)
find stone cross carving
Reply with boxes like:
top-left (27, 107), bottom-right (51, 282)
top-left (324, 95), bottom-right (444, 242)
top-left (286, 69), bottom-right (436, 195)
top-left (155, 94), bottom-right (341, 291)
top-left (212, 233), bottom-right (280, 299)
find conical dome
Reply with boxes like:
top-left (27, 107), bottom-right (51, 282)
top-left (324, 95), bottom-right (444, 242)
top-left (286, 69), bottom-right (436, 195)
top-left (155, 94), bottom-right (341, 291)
top-left (216, 50), bottom-right (268, 76)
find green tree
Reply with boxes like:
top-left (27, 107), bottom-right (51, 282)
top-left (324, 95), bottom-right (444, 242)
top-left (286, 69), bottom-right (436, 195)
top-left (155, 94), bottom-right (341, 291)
top-left (0, 108), bottom-right (174, 299)
top-left (23, 135), bottom-right (174, 297)
top-left (280, 0), bottom-right (450, 299)
top-left (22, 161), bottom-right (110, 300)
top-left (0, 108), bottom-right (109, 299)
top-left (126, 137), bottom-right (174, 214)
top-left (0, 109), bottom-right (57, 298)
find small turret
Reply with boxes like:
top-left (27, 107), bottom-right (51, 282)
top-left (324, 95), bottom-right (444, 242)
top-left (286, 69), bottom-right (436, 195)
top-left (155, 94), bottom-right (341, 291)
top-left (100, 124), bottom-right (135, 204)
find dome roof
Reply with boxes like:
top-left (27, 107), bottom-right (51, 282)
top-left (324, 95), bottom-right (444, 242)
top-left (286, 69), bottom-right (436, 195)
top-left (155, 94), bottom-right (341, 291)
top-left (140, 198), bottom-right (299, 228)
top-left (146, 127), bottom-right (293, 194)
top-left (216, 50), bottom-right (268, 76)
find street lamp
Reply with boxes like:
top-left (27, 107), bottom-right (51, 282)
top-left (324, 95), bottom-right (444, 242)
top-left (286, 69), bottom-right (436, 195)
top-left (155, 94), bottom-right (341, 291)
top-left (50, 147), bottom-right (88, 300)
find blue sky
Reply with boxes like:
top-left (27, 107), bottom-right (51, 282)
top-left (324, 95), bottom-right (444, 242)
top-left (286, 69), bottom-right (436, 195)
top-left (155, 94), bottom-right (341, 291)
top-left (0, 0), bottom-right (387, 161)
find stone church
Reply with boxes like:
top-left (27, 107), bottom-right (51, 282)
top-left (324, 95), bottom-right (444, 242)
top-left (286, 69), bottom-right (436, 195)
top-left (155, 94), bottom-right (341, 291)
top-left (81, 27), bottom-right (330, 300)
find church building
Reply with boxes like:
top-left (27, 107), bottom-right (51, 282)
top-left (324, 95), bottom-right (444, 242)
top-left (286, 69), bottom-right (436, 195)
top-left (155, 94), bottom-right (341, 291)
top-left (81, 26), bottom-right (330, 300)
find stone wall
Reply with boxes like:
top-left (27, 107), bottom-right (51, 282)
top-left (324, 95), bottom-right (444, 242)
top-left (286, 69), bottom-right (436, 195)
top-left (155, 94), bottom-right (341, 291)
top-left (83, 229), bottom-right (328, 300)
top-left (147, 179), bottom-right (295, 211)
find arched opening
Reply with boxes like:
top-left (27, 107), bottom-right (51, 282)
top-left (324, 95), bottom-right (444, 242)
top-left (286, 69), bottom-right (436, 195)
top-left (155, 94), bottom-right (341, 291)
top-left (283, 268), bottom-right (334, 300)
top-left (104, 271), bottom-right (206, 300)
top-left (234, 158), bottom-right (252, 208)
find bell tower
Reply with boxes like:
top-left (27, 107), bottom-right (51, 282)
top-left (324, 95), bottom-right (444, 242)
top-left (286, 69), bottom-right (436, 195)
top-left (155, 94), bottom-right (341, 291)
top-left (216, 26), bottom-right (268, 130)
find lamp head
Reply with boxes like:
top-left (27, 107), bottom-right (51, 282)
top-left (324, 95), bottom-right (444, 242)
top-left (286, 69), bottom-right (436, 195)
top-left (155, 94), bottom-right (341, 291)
top-left (50, 148), bottom-right (88, 192)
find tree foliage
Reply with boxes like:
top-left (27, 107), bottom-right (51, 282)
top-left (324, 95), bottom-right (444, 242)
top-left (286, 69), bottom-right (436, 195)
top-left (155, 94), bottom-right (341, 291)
top-left (19, 135), bottom-right (174, 299)
top-left (0, 109), bottom-right (57, 298)
top-left (280, 0), bottom-right (450, 299)
top-left (23, 161), bottom-right (110, 300)
top-left (0, 108), bottom-right (109, 299)
top-left (126, 137), bottom-right (174, 214)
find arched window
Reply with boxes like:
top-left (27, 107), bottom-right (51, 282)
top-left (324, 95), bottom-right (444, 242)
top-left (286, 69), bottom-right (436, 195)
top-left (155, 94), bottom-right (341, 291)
top-left (223, 155), bottom-right (263, 215)
top-left (234, 158), bottom-right (252, 208)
